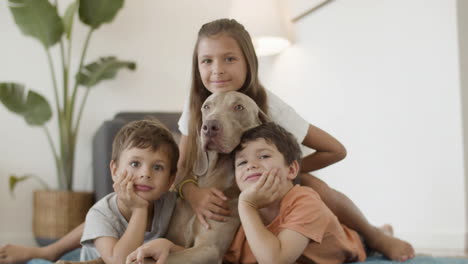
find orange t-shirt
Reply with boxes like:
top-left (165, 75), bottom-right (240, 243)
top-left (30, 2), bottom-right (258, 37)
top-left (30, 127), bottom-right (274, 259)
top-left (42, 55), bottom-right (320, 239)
top-left (224, 185), bottom-right (366, 264)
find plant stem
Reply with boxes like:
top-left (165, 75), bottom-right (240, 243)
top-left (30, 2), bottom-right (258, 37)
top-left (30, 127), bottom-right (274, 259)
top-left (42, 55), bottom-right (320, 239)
top-left (64, 0), bottom-right (77, 117)
top-left (45, 47), bottom-right (68, 190)
top-left (59, 23), bottom-right (73, 190)
top-left (43, 126), bottom-right (64, 189)
top-left (60, 39), bottom-right (68, 114)
top-left (73, 86), bottom-right (91, 139)
top-left (64, 28), bottom-right (93, 191)
top-left (63, 2), bottom-right (78, 190)
top-left (69, 29), bottom-right (93, 125)
top-left (28, 174), bottom-right (50, 190)
top-left (45, 48), bottom-right (62, 114)
top-left (66, 19), bottom-right (74, 115)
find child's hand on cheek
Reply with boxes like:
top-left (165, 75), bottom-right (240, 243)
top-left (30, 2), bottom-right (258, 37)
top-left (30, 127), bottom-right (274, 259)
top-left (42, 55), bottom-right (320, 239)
top-left (113, 169), bottom-right (149, 211)
top-left (239, 168), bottom-right (283, 209)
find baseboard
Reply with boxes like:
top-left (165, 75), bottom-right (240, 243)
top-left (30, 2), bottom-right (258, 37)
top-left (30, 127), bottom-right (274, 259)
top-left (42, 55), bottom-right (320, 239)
top-left (415, 248), bottom-right (467, 258)
top-left (401, 231), bottom-right (466, 251)
top-left (0, 232), bottom-right (36, 246)
top-left (466, 231), bottom-right (468, 252)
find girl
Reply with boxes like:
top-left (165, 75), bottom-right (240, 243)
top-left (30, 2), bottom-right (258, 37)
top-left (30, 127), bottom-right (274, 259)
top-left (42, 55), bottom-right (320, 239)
top-left (176, 18), bottom-right (414, 262)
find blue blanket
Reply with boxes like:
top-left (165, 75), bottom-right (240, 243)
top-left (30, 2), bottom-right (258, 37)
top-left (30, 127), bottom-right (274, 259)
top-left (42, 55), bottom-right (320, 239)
top-left (28, 250), bottom-right (468, 264)
top-left (352, 256), bottom-right (468, 264)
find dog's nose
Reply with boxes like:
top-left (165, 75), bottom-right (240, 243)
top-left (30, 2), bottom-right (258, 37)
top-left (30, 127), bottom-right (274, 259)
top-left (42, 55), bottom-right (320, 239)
top-left (202, 120), bottom-right (221, 137)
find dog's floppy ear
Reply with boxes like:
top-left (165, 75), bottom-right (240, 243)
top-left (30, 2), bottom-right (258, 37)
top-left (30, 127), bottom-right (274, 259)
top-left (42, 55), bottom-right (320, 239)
top-left (193, 138), bottom-right (209, 177)
top-left (258, 109), bottom-right (270, 124)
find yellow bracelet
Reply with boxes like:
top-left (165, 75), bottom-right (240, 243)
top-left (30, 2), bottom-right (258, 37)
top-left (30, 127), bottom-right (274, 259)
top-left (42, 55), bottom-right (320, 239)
top-left (178, 179), bottom-right (198, 200)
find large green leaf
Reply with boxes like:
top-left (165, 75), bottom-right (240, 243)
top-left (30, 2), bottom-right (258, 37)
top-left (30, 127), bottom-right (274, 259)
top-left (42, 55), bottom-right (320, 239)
top-left (8, 0), bottom-right (64, 48)
top-left (0, 83), bottom-right (52, 126)
top-left (63, 1), bottom-right (78, 40)
top-left (24, 90), bottom-right (53, 125)
top-left (79, 0), bottom-right (124, 29)
top-left (0, 83), bottom-right (27, 113)
top-left (76, 57), bottom-right (136, 88)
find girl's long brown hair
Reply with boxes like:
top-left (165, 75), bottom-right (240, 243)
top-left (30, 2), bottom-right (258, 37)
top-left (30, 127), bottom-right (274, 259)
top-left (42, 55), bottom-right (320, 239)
top-left (181, 18), bottom-right (269, 183)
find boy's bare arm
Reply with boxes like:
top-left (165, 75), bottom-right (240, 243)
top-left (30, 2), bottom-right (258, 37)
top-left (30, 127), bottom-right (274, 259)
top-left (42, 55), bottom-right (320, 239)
top-left (238, 169), bottom-right (310, 264)
top-left (94, 208), bottom-right (148, 264)
top-left (238, 202), bottom-right (309, 264)
top-left (95, 170), bottom-right (150, 264)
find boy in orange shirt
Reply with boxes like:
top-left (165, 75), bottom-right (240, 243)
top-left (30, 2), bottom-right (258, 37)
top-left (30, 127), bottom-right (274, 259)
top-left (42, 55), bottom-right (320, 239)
top-left (224, 122), bottom-right (367, 264)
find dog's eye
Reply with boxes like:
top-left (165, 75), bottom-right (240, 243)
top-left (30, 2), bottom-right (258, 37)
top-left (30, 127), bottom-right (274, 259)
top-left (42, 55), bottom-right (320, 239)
top-left (234, 104), bottom-right (244, 111)
top-left (203, 104), bottom-right (210, 110)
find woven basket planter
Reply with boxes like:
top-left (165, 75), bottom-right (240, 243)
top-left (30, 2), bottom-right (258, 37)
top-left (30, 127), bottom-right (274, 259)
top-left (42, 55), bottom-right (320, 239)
top-left (33, 190), bottom-right (94, 245)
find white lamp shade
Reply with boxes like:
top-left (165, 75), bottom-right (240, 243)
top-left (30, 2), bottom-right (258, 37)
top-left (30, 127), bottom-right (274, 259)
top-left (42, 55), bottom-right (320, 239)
top-left (230, 0), bottom-right (292, 56)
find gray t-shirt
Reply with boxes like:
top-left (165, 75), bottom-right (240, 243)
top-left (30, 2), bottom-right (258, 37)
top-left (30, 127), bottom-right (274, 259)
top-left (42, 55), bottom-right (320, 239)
top-left (80, 191), bottom-right (178, 261)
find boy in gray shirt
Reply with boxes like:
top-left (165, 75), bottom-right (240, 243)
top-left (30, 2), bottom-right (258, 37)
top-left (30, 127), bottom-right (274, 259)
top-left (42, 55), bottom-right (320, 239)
top-left (80, 119), bottom-right (179, 264)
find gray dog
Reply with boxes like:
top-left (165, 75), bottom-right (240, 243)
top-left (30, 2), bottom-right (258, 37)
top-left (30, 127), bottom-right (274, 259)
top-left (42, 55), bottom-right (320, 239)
top-left (163, 91), bottom-right (268, 263)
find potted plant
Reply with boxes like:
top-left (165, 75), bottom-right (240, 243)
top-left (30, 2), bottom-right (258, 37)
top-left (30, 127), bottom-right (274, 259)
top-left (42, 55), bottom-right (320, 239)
top-left (0, 0), bottom-right (136, 245)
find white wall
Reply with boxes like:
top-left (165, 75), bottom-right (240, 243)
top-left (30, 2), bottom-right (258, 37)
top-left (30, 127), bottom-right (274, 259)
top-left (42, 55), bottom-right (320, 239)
top-left (0, 0), bottom-right (465, 251)
top-left (261, 0), bottom-right (465, 250)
